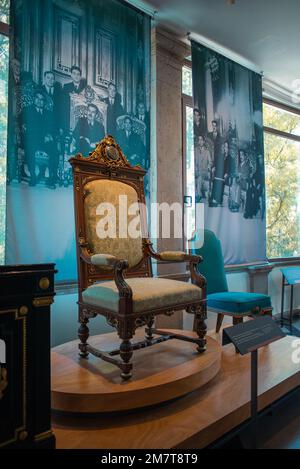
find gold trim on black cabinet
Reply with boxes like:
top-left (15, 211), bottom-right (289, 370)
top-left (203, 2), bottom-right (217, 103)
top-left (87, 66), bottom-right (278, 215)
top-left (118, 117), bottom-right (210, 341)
top-left (19, 306), bottom-right (28, 316)
top-left (32, 297), bottom-right (54, 308)
top-left (34, 430), bottom-right (54, 442)
top-left (39, 277), bottom-right (50, 291)
top-left (0, 308), bottom-right (27, 448)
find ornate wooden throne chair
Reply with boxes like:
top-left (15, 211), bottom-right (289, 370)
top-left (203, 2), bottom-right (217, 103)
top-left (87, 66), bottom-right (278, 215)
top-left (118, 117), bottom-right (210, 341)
top-left (69, 135), bottom-right (207, 380)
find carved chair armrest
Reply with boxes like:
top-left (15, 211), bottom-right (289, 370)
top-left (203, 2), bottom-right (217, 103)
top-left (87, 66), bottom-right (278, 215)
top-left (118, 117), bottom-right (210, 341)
top-left (92, 254), bottom-right (133, 300)
top-left (189, 260), bottom-right (207, 292)
top-left (114, 260), bottom-right (133, 302)
top-left (144, 239), bottom-right (206, 292)
top-left (92, 253), bottom-right (133, 301)
top-left (79, 245), bottom-right (94, 265)
top-left (80, 248), bottom-right (133, 301)
top-left (159, 251), bottom-right (203, 263)
top-left (144, 240), bottom-right (202, 264)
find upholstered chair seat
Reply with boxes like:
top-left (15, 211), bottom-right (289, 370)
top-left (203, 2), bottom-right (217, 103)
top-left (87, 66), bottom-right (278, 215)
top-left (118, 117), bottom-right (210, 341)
top-left (207, 291), bottom-right (271, 314)
top-left (83, 277), bottom-right (202, 314)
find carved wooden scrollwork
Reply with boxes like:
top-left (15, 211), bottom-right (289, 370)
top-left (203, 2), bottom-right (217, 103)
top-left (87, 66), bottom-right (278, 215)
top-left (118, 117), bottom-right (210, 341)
top-left (114, 260), bottom-right (132, 299)
top-left (135, 314), bottom-right (155, 328)
top-left (186, 303), bottom-right (207, 320)
top-left (88, 265), bottom-right (96, 275)
top-left (81, 307), bottom-right (97, 320)
top-left (164, 310), bottom-right (175, 317)
top-left (106, 313), bottom-right (118, 329)
top-left (75, 135), bottom-right (137, 170)
top-left (75, 175), bottom-right (80, 192)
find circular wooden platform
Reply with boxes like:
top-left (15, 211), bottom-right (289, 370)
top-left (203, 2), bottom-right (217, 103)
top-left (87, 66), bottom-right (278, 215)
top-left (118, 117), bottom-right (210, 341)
top-left (51, 329), bottom-right (222, 413)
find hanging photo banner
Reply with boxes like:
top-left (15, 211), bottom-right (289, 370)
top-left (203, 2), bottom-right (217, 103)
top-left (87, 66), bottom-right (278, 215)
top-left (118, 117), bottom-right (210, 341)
top-left (191, 40), bottom-right (266, 264)
top-left (6, 0), bottom-right (151, 281)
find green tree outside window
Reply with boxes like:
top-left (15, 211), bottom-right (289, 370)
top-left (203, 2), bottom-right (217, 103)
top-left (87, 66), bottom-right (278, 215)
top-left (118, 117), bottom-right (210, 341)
top-left (264, 103), bottom-right (300, 258)
top-left (0, 0), bottom-right (10, 24)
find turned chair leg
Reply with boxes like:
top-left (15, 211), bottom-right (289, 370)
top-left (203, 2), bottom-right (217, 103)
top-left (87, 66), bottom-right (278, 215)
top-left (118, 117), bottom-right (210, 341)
top-left (216, 313), bottom-right (224, 333)
top-left (78, 317), bottom-right (89, 358)
top-left (119, 339), bottom-right (133, 381)
top-left (193, 305), bottom-right (207, 353)
top-left (118, 320), bottom-right (134, 380)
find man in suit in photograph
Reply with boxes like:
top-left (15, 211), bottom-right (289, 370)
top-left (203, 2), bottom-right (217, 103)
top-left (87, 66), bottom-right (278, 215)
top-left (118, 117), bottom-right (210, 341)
top-left (208, 119), bottom-right (222, 167)
top-left (42, 71), bottom-right (61, 102)
top-left (135, 102), bottom-right (149, 148)
top-left (23, 91), bottom-right (58, 187)
top-left (103, 82), bottom-right (124, 137)
top-left (193, 108), bottom-right (205, 142)
top-left (63, 65), bottom-right (87, 95)
top-left (41, 70), bottom-right (62, 131)
top-left (73, 104), bottom-right (105, 155)
top-left (117, 116), bottom-right (146, 167)
top-left (135, 102), bottom-right (149, 127)
top-left (62, 66), bottom-right (87, 132)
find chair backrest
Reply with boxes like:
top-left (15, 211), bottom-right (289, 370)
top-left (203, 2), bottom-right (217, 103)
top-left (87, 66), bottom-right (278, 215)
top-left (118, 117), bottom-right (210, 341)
top-left (69, 135), bottom-right (152, 293)
top-left (189, 229), bottom-right (228, 295)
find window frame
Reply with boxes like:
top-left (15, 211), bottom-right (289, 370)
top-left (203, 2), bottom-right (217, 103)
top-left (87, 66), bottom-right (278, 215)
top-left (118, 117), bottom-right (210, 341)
top-left (181, 62), bottom-right (300, 265)
top-left (263, 97), bottom-right (300, 263)
top-left (263, 97), bottom-right (300, 143)
top-left (182, 60), bottom-right (193, 251)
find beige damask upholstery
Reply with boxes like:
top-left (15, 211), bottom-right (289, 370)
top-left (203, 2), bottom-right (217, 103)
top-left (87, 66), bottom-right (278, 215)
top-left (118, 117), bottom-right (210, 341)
top-left (82, 277), bottom-right (202, 313)
top-left (84, 179), bottom-right (143, 268)
top-left (160, 251), bottom-right (187, 261)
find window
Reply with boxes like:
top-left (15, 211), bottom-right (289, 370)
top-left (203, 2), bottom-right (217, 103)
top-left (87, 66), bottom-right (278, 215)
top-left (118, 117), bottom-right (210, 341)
top-left (0, 0), bottom-right (9, 264)
top-left (182, 63), bottom-right (300, 260)
top-left (182, 64), bottom-right (193, 97)
top-left (264, 100), bottom-right (300, 259)
top-left (182, 63), bottom-right (194, 242)
top-left (183, 102), bottom-right (195, 240)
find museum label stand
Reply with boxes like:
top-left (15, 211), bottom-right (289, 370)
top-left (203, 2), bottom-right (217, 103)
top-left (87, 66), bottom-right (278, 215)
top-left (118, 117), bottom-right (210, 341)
top-left (222, 316), bottom-right (286, 449)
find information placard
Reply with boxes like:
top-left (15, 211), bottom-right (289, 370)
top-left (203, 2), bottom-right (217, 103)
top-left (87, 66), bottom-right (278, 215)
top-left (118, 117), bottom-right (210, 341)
top-left (222, 316), bottom-right (285, 355)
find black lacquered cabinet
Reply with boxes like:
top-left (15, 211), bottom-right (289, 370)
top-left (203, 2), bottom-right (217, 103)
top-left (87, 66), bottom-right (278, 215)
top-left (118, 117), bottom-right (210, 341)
top-left (0, 264), bottom-right (56, 449)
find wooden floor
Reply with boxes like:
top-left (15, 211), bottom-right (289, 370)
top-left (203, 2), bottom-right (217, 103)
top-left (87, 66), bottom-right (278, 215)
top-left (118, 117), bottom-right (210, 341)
top-left (52, 331), bottom-right (300, 449)
top-left (259, 317), bottom-right (300, 449)
top-left (260, 389), bottom-right (300, 449)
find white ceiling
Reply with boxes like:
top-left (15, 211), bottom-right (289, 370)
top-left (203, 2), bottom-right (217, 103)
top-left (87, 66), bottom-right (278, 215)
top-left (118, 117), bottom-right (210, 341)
top-left (146, 0), bottom-right (300, 94)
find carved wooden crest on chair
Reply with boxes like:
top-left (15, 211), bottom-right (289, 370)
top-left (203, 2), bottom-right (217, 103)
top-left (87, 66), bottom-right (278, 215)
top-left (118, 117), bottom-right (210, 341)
top-left (69, 135), bottom-right (207, 380)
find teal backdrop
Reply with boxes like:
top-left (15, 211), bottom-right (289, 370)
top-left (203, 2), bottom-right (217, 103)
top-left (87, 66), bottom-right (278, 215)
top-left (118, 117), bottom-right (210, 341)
top-left (6, 0), bottom-right (151, 281)
top-left (191, 40), bottom-right (266, 265)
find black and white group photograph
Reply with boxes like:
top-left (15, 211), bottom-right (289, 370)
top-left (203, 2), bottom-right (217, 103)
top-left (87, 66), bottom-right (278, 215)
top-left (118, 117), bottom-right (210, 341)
top-left (5, 0), bottom-right (151, 280)
top-left (192, 42), bottom-right (266, 264)
top-left (194, 115), bottom-right (265, 220)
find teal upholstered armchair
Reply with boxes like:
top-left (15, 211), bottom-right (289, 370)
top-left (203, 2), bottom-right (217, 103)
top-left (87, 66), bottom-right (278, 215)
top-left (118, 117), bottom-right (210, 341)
top-left (190, 229), bottom-right (273, 332)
